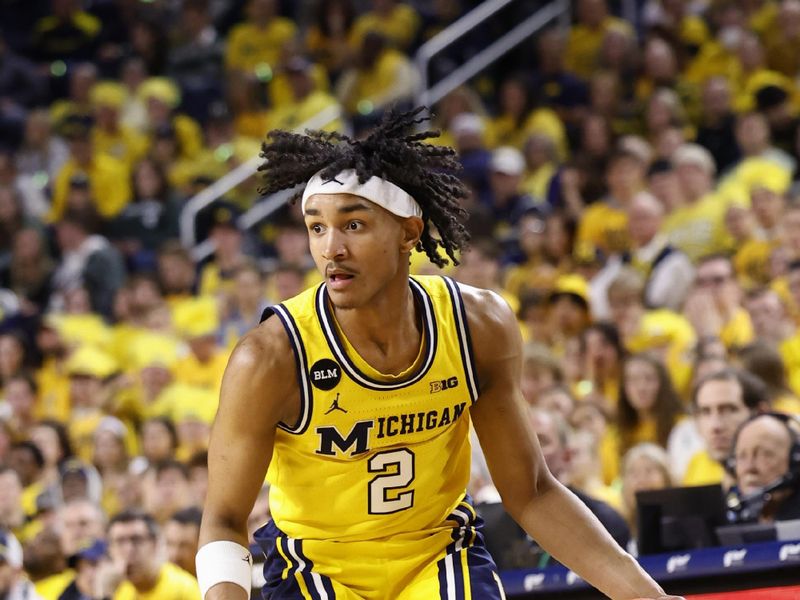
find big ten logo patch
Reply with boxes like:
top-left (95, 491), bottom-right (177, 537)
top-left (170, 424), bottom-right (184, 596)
top-left (310, 359), bottom-right (341, 391)
top-left (430, 376), bottom-right (458, 394)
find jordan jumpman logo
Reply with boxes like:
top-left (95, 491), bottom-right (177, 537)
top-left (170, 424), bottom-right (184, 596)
top-left (325, 393), bottom-right (347, 414)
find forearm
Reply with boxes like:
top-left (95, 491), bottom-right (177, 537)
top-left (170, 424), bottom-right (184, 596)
top-left (513, 479), bottom-right (664, 600)
top-left (206, 583), bottom-right (249, 600)
top-left (198, 517), bottom-right (251, 600)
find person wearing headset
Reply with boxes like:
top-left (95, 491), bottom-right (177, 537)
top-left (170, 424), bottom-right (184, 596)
top-left (727, 412), bottom-right (800, 523)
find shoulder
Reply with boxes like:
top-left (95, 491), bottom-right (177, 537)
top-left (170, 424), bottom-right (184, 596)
top-left (275, 17), bottom-right (298, 33)
top-left (159, 562), bottom-right (200, 592)
top-left (458, 282), bottom-right (522, 374)
top-left (459, 282), bottom-right (519, 336)
top-left (228, 313), bottom-right (294, 377)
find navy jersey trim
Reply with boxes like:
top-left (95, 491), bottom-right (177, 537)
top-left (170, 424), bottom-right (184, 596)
top-left (269, 304), bottom-right (313, 434)
top-left (442, 277), bottom-right (480, 403)
top-left (314, 279), bottom-right (438, 390)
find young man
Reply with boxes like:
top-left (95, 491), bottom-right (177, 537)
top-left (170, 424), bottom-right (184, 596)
top-left (198, 109), bottom-right (680, 599)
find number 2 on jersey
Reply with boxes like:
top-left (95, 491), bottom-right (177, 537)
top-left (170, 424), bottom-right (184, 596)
top-left (367, 448), bottom-right (415, 514)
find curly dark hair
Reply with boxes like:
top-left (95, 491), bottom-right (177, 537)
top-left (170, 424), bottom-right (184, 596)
top-left (257, 107), bottom-right (470, 267)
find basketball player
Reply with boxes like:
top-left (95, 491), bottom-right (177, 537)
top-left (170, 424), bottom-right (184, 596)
top-left (197, 109), bottom-right (682, 600)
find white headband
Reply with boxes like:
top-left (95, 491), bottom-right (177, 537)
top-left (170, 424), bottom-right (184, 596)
top-left (301, 169), bottom-right (422, 218)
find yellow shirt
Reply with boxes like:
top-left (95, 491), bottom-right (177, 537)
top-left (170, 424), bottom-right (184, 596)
top-left (503, 259), bottom-right (560, 299)
top-left (774, 392), bottom-right (800, 416)
top-left (685, 40), bottom-right (738, 85)
top-left (626, 310), bottom-right (696, 395)
top-left (683, 450), bottom-right (725, 487)
top-left (92, 125), bottom-right (148, 168)
top-left (36, 358), bottom-right (71, 422)
top-left (224, 18), bottom-right (298, 71)
top-left (486, 109), bottom-right (568, 159)
top-left (521, 162), bottom-right (557, 202)
top-left (268, 90), bottom-right (343, 133)
top-left (173, 351), bottom-right (229, 394)
top-left (35, 570), bottom-right (74, 600)
top-left (565, 17), bottom-right (633, 79)
top-left (349, 3), bottom-right (420, 51)
top-left (575, 201), bottom-right (630, 257)
top-left (20, 480), bottom-right (45, 522)
top-left (50, 154), bottom-right (131, 220)
top-left (780, 334), bottom-right (800, 397)
top-left (165, 114), bottom-right (204, 160)
top-left (600, 421), bottom-right (660, 487)
top-left (69, 410), bottom-right (104, 462)
top-left (662, 193), bottom-right (728, 262)
top-left (234, 110), bottom-right (270, 140)
top-left (268, 64), bottom-right (330, 110)
top-left (719, 307), bottom-right (754, 351)
top-left (114, 562), bottom-right (201, 600)
top-left (340, 48), bottom-right (412, 113)
top-left (734, 237), bottom-right (775, 288)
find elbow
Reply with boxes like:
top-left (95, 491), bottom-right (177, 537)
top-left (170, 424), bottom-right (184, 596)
top-left (200, 509), bottom-right (249, 540)
top-left (497, 465), bottom-right (560, 522)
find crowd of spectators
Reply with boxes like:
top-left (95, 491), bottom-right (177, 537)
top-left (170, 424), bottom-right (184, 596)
top-left (2, 0), bottom-right (800, 597)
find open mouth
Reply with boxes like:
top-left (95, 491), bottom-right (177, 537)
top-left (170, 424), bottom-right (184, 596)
top-left (328, 272), bottom-right (355, 289)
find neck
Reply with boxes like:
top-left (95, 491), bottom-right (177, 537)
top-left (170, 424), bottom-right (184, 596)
top-left (331, 275), bottom-right (421, 374)
top-left (132, 568), bottom-right (160, 592)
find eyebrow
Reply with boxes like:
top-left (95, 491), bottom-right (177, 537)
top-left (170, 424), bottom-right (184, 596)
top-left (304, 202), bottom-right (372, 216)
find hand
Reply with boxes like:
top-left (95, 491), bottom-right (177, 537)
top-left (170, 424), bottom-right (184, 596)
top-left (94, 556), bottom-right (126, 599)
top-left (682, 290), bottom-right (722, 336)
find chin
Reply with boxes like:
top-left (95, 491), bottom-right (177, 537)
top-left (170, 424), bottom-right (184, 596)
top-left (325, 287), bottom-right (362, 310)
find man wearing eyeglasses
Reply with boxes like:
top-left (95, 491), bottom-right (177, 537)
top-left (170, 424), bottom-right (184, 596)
top-left (684, 254), bottom-right (754, 352)
top-left (95, 509), bottom-right (200, 600)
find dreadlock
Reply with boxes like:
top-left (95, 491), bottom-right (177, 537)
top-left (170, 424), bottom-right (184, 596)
top-left (258, 107), bottom-right (470, 267)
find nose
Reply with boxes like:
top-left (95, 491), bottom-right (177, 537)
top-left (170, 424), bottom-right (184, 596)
top-left (709, 412), bottom-right (725, 433)
top-left (321, 229), bottom-right (347, 261)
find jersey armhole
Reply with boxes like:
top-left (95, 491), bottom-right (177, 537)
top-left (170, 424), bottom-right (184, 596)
top-left (262, 305), bottom-right (313, 434)
top-left (441, 277), bottom-right (480, 404)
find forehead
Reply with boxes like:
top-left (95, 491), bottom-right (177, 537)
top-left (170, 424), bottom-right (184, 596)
top-left (304, 193), bottom-right (380, 214)
top-left (738, 417), bottom-right (792, 447)
top-left (697, 378), bottom-right (743, 406)
top-left (697, 258), bottom-right (732, 275)
top-left (110, 520), bottom-right (148, 534)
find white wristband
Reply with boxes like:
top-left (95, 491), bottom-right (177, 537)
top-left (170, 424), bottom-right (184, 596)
top-left (196, 540), bottom-right (253, 598)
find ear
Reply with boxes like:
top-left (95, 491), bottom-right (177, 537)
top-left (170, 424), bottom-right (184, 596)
top-left (399, 216), bottom-right (424, 254)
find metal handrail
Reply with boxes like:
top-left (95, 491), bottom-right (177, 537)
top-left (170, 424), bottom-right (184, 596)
top-left (182, 0), bottom-right (571, 258)
top-left (414, 0), bottom-right (517, 107)
top-left (178, 104), bottom-right (342, 251)
top-left (419, 0), bottom-right (571, 108)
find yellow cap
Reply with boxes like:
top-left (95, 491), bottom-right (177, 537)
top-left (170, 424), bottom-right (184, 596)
top-left (45, 314), bottom-right (112, 349)
top-left (65, 345), bottom-right (118, 378)
top-left (717, 158), bottom-right (791, 207)
top-left (90, 82), bottom-right (127, 108)
top-left (747, 160), bottom-right (791, 195)
top-left (138, 77), bottom-right (180, 108)
top-left (172, 296), bottom-right (220, 339)
top-left (128, 331), bottom-right (182, 371)
top-left (168, 384), bottom-right (218, 425)
top-left (550, 274), bottom-right (590, 304)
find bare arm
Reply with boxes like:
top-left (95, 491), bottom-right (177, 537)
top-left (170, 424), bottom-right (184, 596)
top-left (463, 287), bottom-right (676, 600)
top-left (199, 318), bottom-right (300, 600)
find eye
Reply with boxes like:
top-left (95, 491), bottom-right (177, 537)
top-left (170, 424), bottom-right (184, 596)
top-left (346, 221), bottom-right (363, 231)
top-left (309, 223), bottom-right (324, 234)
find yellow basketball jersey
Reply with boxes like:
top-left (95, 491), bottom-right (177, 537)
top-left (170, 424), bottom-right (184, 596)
top-left (265, 275), bottom-right (479, 543)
